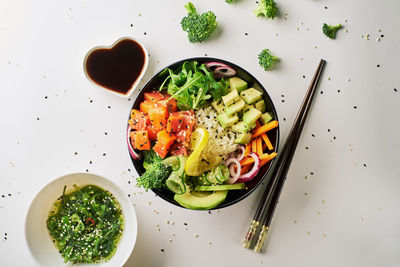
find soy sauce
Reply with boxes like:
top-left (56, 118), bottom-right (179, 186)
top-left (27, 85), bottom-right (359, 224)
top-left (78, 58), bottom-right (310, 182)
top-left (85, 38), bottom-right (146, 95)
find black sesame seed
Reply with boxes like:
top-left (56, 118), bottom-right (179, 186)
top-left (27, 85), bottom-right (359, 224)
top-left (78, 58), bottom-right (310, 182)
top-left (85, 169), bottom-right (89, 172)
top-left (108, 106), bottom-right (111, 109)
top-left (377, 64), bottom-right (380, 68)
top-left (161, 249), bottom-right (165, 252)
top-left (45, 96), bottom-right (48, 99)
top-left (328, 129), bottom-right (330, 132)
top-left (333, 136), bottom-right (336, 140)
top-left (312, 134), bottom-right (315, 137)
top-left (128, 194), bottom-right (131, 197)
top-left (144, 32), bottom-right (147, 35)
top-left (204, 54), bottom-right (208, 56)
top-left (245, 33), bottom-right (248, 36)
top-left (8, 194), bottom-right (11, 196)
top-left (363, 163), bottom-right (367, 167)
top-left (305, 147), bottom-right (309, 149)
top-left (36, 117), bottom-right (40, 120)
top-left (1, 195), bottom-right (4, 198)
top-left (281, 99), bottom-right (285, 103)
top-left (283, 117), bottom-right (286, 121)
top-left (394, 88), bottom-right (397, 92)
top-left (310, 172), bottom-right (314, 175)
top-left (184, 222), bottom-right (187, 226)
top-left (128, 181), bottom-right (131, 184)
top-left (302, 75), bottom-right (305, 78)
top-left (324, 6), bottom-right (328, 9)
top-left (130, 24), bottom-right (133, 27)
top-left (320, 91), bottom-right (323, 94)
top-left (381, 34), bottom-right (384, 37)
top-left (338, 89), bottom-right (341, 93)
top-left (74, 152), bottom-right (78, 155)
top-left (353, 106), bottom-right (357, 109)
top-left (208, 211), bottom-right (211, 214)
top-left (90, 100), bottom-right (93, 103)
top-left (105, 132), bottom-right (108, 135)
top-left (89, 160), bottom-right (92, 164)
top-left (103, 153), bottom-right (106, 156)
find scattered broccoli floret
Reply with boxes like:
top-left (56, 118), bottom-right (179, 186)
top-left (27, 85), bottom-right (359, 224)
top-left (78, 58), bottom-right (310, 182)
top-left (254, 0), bottom-right (278, 19)
top-left (322, 23), bottom-right (342, 39)
top-left (181, 2), bottom-right (218, 43)
top-left (136, 150), bottom-right (172, 191)
top-left (258, 49), bottom-right (279, 71)
top-left (226, 0), bottom-right (233, 4)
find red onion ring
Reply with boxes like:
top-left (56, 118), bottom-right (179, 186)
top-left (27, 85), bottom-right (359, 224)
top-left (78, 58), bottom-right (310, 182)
top-left (237, 153), bottom-right (260, 183)
top-left (235, 145), bottom-right (246, 161)
top-left (205, 61), bottom-right (230, 71)
top-left (127, 126), bottom-right (141, 160)
top-left (225, 157), bottom-right (241, 184)
top-left (214, 66), bottom-right (236, 78)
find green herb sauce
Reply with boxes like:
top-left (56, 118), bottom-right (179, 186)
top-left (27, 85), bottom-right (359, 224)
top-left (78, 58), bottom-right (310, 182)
top-left (46, 184), bottom-right (124, 264)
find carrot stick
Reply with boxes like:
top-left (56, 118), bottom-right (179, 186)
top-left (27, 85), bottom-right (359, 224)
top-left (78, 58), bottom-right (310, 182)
top-left (240, 153), bottom-right (270, 166)
top-left (263, 143), bottom-right (267, 150)
top-left (261, 133), bottom-right (274, 150)
top-left (252, 120), bottom-right (279, 139)
top-left (240, 164), bottom-right (251, 174)
top-left (256, 137), bottom-right (263, 155)
top-left (255, 120), bottom-right (261, 129)
top-left (260, 152), bottom-right (277, 167)
top-left (251, 139), bottom-right (257, 153)
top-left (244, 143), bottom-right (251, 156)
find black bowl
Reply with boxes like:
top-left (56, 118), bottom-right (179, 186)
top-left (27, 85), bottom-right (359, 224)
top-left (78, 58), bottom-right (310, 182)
top-left (128, 57), bottom-right (280, 210)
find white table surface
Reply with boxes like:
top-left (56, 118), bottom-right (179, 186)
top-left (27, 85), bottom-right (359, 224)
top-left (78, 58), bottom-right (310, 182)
top-left (1, 0), bottom-right (400, 266)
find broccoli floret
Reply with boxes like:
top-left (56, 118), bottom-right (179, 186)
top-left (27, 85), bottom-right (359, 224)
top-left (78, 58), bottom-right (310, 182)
top-left (258, 49), bottom-right (279, 71)
top-left (322, 23), bottom-right (342, 39)
top-left (181, 2), bottom-right (218, 43)
top-left (136, 150), bottom-right (171, 191)
top-left (254, 0), bottom-right (277, 19)
top-left (226, 0), bottom-right (233, 4)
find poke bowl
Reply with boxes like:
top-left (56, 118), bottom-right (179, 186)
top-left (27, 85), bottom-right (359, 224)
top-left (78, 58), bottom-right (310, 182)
top-left (127, 57), bottom-right (280, 210)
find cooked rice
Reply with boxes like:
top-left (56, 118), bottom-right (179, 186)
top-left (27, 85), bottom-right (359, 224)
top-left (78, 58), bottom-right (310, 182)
top-left (195, 106), bottom-right (238, 159)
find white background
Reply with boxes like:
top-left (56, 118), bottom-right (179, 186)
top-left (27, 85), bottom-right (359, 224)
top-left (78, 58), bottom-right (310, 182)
top-left (1, 0), bottom-right (400, 266)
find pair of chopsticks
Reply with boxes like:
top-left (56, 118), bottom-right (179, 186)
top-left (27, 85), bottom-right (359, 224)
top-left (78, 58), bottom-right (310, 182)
top-left (243, 59), bottom-right (327, 252)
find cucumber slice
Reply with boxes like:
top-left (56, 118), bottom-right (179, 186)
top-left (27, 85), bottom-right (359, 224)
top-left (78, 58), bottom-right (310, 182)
top-left (166, 172), bottom-right (186, 194)
top-left (195, 183), bottom-right (246, 191)
top-left (215, 165), bottom-right (229, 183)
top-left (163, 156), bottom-right (180, 171)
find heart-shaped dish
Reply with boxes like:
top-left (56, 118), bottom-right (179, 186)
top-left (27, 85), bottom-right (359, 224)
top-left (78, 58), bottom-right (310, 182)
top-left (83, 37), bottom-right (149, 97)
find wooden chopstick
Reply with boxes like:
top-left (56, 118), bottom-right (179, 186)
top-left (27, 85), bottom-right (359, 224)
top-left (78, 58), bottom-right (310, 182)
top-left (242, 59), bottom-right (326, 250)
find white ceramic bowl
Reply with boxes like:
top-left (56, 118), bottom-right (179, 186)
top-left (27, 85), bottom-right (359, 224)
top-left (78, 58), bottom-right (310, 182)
top-left (25, 173), bottom-right (137, 267)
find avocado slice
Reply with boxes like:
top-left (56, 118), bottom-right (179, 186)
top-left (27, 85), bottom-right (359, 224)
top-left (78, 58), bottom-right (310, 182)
top-left (195, 183), bottom-right (246, 191)
top-left (229, 77), bottom-right (248, 93)
top-left (211, 100), bottom-right (225, 114)
top-left (226, 98), bottom-right (246, 117)
top-left (217, 113), bottom-right (239, 128)
top-left (222, 89), bottom-right (240, 107)
top-left (235, 132), bottom-right (252, 144)
top-left (174, 190), bottom-right (228, 210)
top-left (243, 107), bottom-right (262, 127)
top-left (254, 100), bottom-right (266, 113)
top-left (240, 88), bottom-right (263, 104)
top-left (231, 121), bottom-right (253, 133)
top-left (260, 112), bottom-right (273, 125)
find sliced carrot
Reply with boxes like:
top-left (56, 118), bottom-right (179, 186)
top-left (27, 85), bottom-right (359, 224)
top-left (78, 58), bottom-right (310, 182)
top-left (261, 133), bottom-right (274, 150)
top-left (252, 120), bottom-right (279, 139)
top-left (251, 139), bottom-right (257, 153)
top-left (240, 153), bottom-right (270, 166)
top-left (260, 152), bottom-right (277, 167)
top-left (244, 143), bottom-right (251, 157)
top-left (240, 164), bottom-right (251, 174)
top-left (256, 137), bottom-right (263, 155)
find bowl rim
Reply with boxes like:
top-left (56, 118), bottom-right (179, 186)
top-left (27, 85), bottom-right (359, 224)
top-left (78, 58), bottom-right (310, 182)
top-left (24, 172), bottom-right (137, 266)
top-left (83, 36), bottom-right (149, 98)
top-left (127, 56), bottom-right (280, 210)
